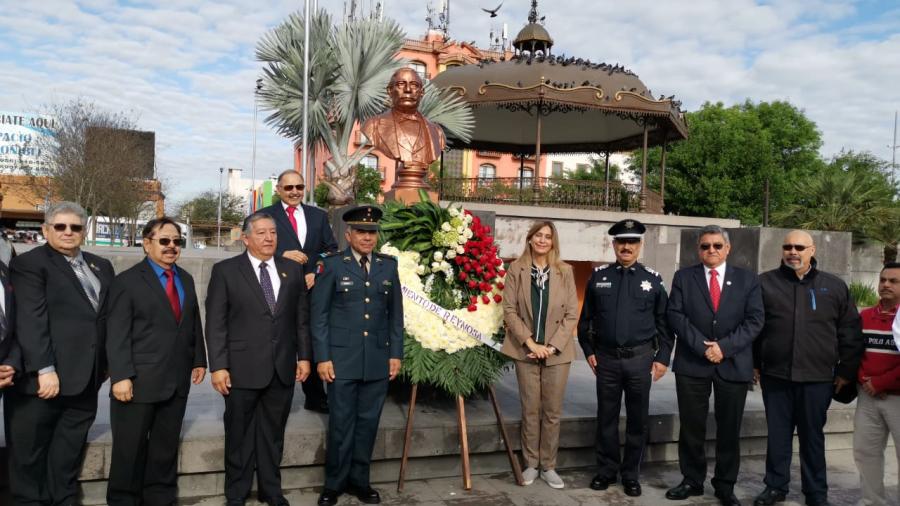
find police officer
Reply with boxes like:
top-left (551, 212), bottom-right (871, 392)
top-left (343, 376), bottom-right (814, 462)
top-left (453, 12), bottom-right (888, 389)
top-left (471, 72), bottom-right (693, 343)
top-left (577, 219), bottom-right (674, 497)
top-left (312, 206), bottom-right (403, 506)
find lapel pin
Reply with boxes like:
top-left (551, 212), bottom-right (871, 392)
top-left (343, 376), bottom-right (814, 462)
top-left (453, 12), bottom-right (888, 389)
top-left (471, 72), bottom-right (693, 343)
top-left (281, 272), bottom-right (287, 278)
top-left (343, 257), bottom-right (351, 262)
top-left (726, 281), bottom-right (732, 286)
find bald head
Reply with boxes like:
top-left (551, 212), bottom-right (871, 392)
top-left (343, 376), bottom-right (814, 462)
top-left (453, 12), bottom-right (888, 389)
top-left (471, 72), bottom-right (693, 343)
top-left (781, 229), bottom-right (816, 275)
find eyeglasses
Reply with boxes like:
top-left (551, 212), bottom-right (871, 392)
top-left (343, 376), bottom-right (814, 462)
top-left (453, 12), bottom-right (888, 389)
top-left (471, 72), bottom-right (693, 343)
top-left (782, 244), bottom-right (810, 252)
top-left (700, 243), bottom-right (725, 251)
top-left (280, 184), bottom-right (305, 192)
top-left (615, 238), bottom-right (641, 245)
top-left (50, 223), bottom-right (84, 233)
top-left (150, 237), bottom-right (184, 247)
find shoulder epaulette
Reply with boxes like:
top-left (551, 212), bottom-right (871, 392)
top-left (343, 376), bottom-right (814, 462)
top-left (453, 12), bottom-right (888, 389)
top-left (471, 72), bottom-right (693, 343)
top-left (593, 264), bottom-right (610, 272)
top-left (320, 251), bottom-right (341, 259)
top-left (643, 265), bottom-right (662, 278)
top-left (374, 251), bottom-right (397, 260)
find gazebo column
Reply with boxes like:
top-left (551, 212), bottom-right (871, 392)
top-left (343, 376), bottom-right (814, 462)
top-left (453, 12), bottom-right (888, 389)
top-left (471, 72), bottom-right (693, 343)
top-left (659, 130), bottom-right (668, 211)
top-left (639, 123), bottom-right (649, 212)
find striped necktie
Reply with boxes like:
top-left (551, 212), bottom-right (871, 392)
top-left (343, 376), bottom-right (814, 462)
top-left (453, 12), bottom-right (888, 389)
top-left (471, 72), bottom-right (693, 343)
top-left (72, 258), bottom-right (99, 310)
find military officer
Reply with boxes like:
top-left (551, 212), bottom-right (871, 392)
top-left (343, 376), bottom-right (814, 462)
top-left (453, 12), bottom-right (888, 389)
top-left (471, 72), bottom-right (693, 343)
top-left (577, 219), bottom-right (674, 497)
top-left (311, 205), bottom-right (403, 506)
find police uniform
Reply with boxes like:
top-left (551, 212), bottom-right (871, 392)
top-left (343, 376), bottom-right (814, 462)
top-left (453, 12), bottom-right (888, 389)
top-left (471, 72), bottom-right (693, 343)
top-left (576, 219), bottom-right (673, 495)
top-left (311, 206), bottom-right (403, 506)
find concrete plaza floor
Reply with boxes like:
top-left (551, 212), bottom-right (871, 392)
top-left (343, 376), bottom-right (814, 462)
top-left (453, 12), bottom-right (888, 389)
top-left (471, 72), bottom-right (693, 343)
top-left (183, 448), bottom-right (898, 506)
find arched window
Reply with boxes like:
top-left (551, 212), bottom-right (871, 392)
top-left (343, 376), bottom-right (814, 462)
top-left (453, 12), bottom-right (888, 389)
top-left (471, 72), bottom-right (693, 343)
top-left (360, 154), bottom-right (383, 180)
top-left (518, 167), bottom-right (534, 188)
top-left (478, 164), bottom-right (496, 187)
top-left (408, 61), bottom-right (427, 81)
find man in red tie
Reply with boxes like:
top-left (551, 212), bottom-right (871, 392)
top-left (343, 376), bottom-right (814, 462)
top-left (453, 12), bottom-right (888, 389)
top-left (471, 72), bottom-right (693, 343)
top-left (105, 217), bottom-right (208, 505)
top-left (664, 225), bottom-right (765, 506)
top-left (258, 170), bottom-right (338, 413)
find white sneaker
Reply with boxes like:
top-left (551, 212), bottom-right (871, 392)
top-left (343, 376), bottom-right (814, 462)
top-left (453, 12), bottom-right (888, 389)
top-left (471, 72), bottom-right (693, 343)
top-left (522, 467), bottom-right (538, 485)
top-left (541, 469), bottom-right (565, 489)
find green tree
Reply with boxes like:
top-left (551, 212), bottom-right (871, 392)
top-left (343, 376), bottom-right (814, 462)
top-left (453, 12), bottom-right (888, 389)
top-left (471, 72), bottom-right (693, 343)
top-left (566, 156), bottom-right (622, 182)
top-left (774, 150), bottom-right (897, 256)
top-left (256, 9), bottom-right (472, 206)
top-left (176, 191), bottom-right (245, 226)
top-left (354, 165), bottom-right (383, 204)
top-left (630, 100), bottom-right (823, 223)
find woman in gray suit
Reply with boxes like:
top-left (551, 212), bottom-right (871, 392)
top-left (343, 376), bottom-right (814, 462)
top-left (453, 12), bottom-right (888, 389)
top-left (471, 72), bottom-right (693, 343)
top-left (501, 220), bottom-right (579, 489)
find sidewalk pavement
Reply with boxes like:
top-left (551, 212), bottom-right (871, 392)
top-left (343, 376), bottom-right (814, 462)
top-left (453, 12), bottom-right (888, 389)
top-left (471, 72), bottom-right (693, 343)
top-left (182, 448), bottom-right (898, 506)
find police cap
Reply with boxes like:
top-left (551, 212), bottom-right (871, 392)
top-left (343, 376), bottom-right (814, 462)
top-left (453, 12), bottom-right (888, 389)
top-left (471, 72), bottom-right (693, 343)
top-left (608, 219), bottom-right (646, 239)
top-left (342, 205), bottom-right (382, 231)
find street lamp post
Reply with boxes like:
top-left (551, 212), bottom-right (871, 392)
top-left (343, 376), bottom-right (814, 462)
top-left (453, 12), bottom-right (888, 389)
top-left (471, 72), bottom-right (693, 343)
top-left (217, 167), bottom-right (223, 251)
top-left (251, 78), bottom-right (262, 213)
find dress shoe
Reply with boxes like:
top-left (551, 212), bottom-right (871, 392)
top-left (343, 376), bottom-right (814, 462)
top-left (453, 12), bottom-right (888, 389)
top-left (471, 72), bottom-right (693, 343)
top-left (590, 474), bottom-right (616, 490)
top-left (716, 491), bottom-right (742, 506)
top-left (622, 479), bottom-right (642, 497)
top-left (346, 484), bottom-right (381, 504)
top-left (305, 398), bottom-right (329, 414)
top-left (753, 487), bottom-right (787, 506)
top-left (666, 481), bottom-right (704, 500)
top-left (317, 489), bottom-right (340, 506)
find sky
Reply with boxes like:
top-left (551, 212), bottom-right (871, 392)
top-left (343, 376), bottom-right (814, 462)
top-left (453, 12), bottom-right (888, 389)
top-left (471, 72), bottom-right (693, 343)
top-left (1, 0), bottom-right (898, 207)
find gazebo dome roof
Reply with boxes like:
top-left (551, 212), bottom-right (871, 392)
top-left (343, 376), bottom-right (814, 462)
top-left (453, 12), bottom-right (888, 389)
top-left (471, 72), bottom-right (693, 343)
top-left (513, 23), bottom-right (554, 54)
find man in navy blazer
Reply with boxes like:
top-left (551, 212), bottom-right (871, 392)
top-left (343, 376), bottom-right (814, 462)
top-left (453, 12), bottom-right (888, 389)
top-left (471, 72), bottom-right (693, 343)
top-left (664, 225), bottom-right (764, 506)
top-left (257, 169), bottom-right (337, 413)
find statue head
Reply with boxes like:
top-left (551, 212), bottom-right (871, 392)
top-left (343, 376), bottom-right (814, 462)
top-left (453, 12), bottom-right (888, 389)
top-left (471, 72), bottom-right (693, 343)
top-left (387, 68), bottom-right (424, 115)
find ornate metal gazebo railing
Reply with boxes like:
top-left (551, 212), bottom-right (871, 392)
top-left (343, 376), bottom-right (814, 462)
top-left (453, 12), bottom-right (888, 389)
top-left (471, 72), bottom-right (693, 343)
top-left (437, 177), bottom-right (663, 214)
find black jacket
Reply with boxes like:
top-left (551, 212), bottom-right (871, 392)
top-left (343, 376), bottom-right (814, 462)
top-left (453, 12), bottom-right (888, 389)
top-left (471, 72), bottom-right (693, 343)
top-left (105, 259), bottom-right (207, 403)
top-left (205, 253), bottom-right (311, 389)
top-left (258, 203), bottom-right (338, 276)
top-left (0, 260), bottom-right (21, 373)
top-left (666, 263), bottom-right (764, 382)
top-left (755, 261), bottom-right (863, 382)
top-left (11, 245), bottom-right (114, 396)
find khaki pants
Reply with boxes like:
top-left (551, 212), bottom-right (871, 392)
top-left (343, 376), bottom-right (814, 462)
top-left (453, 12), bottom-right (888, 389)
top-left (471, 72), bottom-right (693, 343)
top-left (514, 360), bottom-right (571, 470)
top-left (853, 389), bottom-right (900, 506)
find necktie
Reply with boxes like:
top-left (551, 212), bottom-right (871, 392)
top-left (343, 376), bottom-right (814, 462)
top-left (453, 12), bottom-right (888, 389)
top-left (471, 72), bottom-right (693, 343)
top-left (72, 259), bottom-right (99, 310)
top-left (286, 206), bottom-right (299, 234)
top-left (259, 262), bottom-right (276, 313)
top-left (360, 256), bottom-right (369, 278)
top-left (709, 269), bottom-right (721, 312)
top-left (164, 270), bottom-right (182, 322)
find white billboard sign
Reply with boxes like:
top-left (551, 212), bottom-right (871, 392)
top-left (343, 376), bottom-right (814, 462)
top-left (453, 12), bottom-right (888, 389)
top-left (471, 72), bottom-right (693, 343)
top-left (0, 112), bottom-right (57, 174)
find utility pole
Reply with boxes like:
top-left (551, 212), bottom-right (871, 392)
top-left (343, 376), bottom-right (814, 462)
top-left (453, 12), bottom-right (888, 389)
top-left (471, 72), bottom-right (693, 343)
top-left (302, 0), bottom-right (312, 204)
top-left (251, 78), bottom-right (262, 213)
top-left (891, 110), bottom-right (898, 187)
top-left (217, 167), bottom-right (223, 251)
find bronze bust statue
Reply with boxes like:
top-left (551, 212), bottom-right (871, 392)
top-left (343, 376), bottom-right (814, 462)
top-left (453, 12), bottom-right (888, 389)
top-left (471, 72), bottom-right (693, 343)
top-left (362, 68), bottom-right (445, 199)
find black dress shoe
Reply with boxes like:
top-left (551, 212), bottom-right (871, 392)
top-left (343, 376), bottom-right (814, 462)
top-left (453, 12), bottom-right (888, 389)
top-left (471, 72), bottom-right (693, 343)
top-left (753, 488), bottom-right (787, 506)
top-left (589, 474), bottom-right (616, 490)
top-left (622, 479), bottom-right (642, 497)
top-left (317, 489), bottom-right (340, 506)
top-left (666, 481), bottom-right (704, 500)
top-left (347, 484), bottom-right (381, 504)
top-left (716, 491), bottom-right (742, 506)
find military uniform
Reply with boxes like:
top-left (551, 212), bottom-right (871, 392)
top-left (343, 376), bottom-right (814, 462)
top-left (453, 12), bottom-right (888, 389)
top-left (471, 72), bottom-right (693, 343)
top-left (577, 219), bottom-right (673, 492)
top-left (311, 206), bottom-right (403, 504)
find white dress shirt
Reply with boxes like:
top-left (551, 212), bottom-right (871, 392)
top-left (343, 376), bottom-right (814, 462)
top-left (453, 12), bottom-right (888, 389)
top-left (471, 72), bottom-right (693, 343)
top-left (282, 201), bottom-right (307, 248)
top-left (893, 310), bottom-right (900, 352)
top-left (703, 262), bottom-right (727, 291)
top-left (247, 252), bottom-right (281, 300)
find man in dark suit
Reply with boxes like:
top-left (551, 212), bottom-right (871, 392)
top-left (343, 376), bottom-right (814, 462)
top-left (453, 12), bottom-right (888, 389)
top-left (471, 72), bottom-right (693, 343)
top-left (312, 206), bottom-right (403, 506)
top-left (664, 225), bottom-right (765, 506)
top-left (205, 212), bottom-right (312, 506)
top-left (6, 201), bottom-right (115, 505)
top-left (258, 169), bottom-right (337, 414)
top-left (0, 258), bottom-right (20, 395)
top-left (105, 217), bottom-right (207, 505)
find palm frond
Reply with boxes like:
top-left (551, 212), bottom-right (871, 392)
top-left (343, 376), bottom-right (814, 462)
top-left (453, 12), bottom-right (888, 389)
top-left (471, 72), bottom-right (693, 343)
top-left (418, 84), bottom-right (475, 143)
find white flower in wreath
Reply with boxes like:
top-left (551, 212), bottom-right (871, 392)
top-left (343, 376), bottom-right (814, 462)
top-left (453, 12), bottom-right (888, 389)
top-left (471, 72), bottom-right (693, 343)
top-left (463, 229), bottom-right (474, 239)
top-left (441, 222), bottom-right (452, 232)
top-left (415, 264), bottom-right (425, 275)
top-left (433, 251), bottom-right (444, 261)
top-left (447, 250), bottom-right (457, 259)
top-left (456, 245), bottom-right (465, 254)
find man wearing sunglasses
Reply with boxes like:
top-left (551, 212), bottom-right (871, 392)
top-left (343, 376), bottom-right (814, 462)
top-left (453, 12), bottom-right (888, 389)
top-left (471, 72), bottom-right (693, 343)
top-left (753, 230), bottom-right (863, 506)
top-left (664, 225), bottom-right (764, 506)
top-left (6, 201), bottom-right (115, 505)
top-left (258, 169), bottom-right (337, 414)
top-left (104, 217), bottom-right (207, 505)
top-left (578, 219), bottom-right (673, 498)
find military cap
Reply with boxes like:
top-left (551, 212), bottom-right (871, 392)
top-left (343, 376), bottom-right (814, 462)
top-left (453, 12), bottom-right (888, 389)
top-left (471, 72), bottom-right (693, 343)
top-left (608, 219), bottom-right (646, 239)
top-left (342, 205), bottom-right (382, 231)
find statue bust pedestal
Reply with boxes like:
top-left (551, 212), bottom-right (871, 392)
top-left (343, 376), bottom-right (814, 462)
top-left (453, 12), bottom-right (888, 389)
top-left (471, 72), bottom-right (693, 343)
top-left (385, 187), bottom-right (438, 204)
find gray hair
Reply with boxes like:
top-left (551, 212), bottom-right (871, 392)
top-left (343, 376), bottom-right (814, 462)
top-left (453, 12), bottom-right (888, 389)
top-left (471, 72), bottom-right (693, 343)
top-left (44, 201), bottom-right (87, 225)
top-left (242, 212), bottom-right (275, 234)
top-left (698, 225), bottom-right (730, 244)
top-left (276, 169), bottom-right (303, 184)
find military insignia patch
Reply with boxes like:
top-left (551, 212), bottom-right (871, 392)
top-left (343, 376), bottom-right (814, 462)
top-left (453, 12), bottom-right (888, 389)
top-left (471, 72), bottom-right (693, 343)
top-left (315, 260), bottom-right (325, 274)
top-left (640, 280), bottom-right (652, 292)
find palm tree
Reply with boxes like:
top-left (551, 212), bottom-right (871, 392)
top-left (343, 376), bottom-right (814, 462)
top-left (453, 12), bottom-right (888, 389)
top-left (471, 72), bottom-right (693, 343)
top-left (256, 9), bottom-right (472, 205)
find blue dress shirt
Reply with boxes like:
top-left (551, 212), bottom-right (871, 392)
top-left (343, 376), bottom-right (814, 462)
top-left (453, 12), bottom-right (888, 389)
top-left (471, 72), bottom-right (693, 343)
top-left (147, 258), bottom-right (184, 307)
